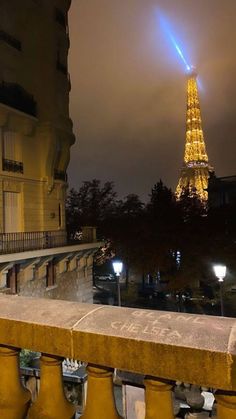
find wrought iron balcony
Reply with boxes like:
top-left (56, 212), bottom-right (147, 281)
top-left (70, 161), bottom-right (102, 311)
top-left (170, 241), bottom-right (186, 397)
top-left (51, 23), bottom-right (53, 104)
top-left (0, 295), bottom-right (235, 418)
top-left (0, 231), bottom-right (67, 254)
top-left (54, 169), bottom-right (67, 182)
top-left (0, 81), bottom-right (37, 117)
top-left (2, 158), bottom-right (23, 174)
top-left (0, 227), bottom-right (97, 254)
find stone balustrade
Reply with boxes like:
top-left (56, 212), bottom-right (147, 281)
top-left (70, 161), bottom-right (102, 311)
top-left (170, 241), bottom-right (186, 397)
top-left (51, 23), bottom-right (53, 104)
top-left (0, 294), bottom-right (236, 418)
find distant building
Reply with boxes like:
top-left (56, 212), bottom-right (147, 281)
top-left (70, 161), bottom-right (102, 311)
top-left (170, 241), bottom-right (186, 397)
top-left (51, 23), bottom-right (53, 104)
top-left (0, 0), bottom-right (102, 302)
top-left (208, 173), bottom-right (236, 208)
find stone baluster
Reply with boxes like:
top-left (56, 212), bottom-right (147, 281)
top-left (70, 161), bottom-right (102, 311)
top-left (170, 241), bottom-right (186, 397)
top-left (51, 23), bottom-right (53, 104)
top-left (144, 377), bottom-right (174, 419)
top-left (215, 391), bottom-right (236, 419)
top-left (28, 354), bottom-right (76, 419)
top-left (81, 364), bottom-right (122, 419)
top-left (0, 345), bottom-right (31, 419)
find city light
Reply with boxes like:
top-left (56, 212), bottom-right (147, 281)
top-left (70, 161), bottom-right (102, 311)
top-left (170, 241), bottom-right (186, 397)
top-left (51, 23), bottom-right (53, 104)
top-left (112, 260), bottom-right (123, 307)
top-left (213, 264), bottom-right (227, 317)
top-left (112, 261), bottom-right (123, 276)
top-left (213, 265), bottom-right (226, 282)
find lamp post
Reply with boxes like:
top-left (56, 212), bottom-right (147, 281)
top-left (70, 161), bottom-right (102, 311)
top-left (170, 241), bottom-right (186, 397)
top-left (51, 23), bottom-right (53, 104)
top-left (112, 261), bottom-right (123, 306)
top-left (213, 264), bottom-right (226, 316)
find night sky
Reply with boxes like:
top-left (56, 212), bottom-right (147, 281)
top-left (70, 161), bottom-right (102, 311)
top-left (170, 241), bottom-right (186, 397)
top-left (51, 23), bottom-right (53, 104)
top-left (68, 0), bottom-right (236, 200)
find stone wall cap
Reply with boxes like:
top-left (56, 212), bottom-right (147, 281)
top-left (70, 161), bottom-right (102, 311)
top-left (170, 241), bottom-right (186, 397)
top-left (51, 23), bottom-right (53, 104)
top-left (0, 295), bottom-right (236, 390)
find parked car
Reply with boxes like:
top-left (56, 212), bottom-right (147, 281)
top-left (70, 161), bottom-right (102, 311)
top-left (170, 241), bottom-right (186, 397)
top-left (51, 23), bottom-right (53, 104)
top-left (94, 274), bottom-right (116, 282)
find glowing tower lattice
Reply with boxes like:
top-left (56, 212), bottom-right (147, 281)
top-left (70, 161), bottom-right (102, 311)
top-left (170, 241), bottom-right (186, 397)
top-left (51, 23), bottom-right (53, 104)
top-left (176, 70), bottom-right (212, 202)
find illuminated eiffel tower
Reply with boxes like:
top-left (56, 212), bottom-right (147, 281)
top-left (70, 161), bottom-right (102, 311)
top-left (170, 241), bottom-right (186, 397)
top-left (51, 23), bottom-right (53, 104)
top-left (176, 69), bottom-right (212, 202)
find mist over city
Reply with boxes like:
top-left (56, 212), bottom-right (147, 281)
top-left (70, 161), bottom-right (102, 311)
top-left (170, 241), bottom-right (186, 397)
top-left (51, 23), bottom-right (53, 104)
top-left (68, 0), bottom-right (236, 199)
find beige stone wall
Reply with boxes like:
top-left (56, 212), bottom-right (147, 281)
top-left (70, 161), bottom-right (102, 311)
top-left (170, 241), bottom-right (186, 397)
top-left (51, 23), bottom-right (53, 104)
top-left (16, 255), bottom-right (94, 304)
top-left (0, 0), bottom-right (74, 233)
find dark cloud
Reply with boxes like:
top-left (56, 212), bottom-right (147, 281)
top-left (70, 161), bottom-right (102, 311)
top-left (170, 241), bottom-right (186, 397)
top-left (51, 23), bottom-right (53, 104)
top-left (68, 0), bottom-right (236, 200)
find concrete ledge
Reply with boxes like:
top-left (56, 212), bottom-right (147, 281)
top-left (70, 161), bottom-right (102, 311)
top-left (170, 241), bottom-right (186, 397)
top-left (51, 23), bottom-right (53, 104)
top-left (0, 295), bottom-right (235, 391)
top-left (0, 242), bottom-right (103, 263)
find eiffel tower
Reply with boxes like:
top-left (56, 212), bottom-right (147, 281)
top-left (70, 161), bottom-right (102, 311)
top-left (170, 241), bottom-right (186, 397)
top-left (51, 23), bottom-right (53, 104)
top-left (176, 69), bottom-right (212, 202)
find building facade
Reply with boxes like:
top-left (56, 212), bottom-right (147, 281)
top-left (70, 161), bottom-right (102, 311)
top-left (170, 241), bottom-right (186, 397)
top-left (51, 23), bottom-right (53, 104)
top-left (0, 0), bottom-right (73, 234)
top-left (208, 173), bottom-right (236, 208)
top-left (0, 1), bottom-right (102, 303)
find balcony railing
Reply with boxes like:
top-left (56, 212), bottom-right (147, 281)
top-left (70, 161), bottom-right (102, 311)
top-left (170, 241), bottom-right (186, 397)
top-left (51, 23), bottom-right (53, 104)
top-left (79, 226), bottom-right (97, 244)
top-left (0, 295), bottom-right (235, 418)
top-left (2, 158), bottom-right (23, 173)
top-left (0, 230), bottom-right (67, 254)
top-left (0, 227), bottom-right (97, 254)
top-left (0, 81), bottom-right (37, 117)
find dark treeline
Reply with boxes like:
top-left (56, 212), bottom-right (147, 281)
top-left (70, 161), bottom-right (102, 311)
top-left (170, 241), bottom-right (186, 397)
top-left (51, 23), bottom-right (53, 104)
top-left (66, 179), bottom-right (236, 292)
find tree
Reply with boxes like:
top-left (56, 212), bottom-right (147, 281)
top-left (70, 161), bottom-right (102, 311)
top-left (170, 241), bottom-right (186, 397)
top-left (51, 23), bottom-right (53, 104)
top-left (148, 179), bottom-right (174, 214)
top-left (66, 180), bottom-right (117, 239)
top-left (78, 179), bottom-right (117, 230)
top-left (103, 194), bottom-right (146, 283)
top-left (177, 186), bottom-right (206, 221)
top-left (145, 180), bottom-right (182, 276)
top-left (66, 178), bottom-right (236, 298)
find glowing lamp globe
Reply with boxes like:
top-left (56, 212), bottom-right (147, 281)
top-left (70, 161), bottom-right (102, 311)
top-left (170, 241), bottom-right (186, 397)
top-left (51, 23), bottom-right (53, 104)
top-left (112, 261), bottom-right (123, 277)
top-left (213, 265), bottom-right (226, 282)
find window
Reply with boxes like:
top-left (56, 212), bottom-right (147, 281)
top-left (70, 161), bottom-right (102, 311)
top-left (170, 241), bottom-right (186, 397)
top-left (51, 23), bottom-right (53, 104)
top-left (0, 82), bottom-right (37, 116)
top-left (2, 130), bottom-right (23, 174)
top-left (2, 159), bottom-right (23, 173)
top-left (3, 192), bottom-right (21, 233)
top-left (46, 261), bottom-right (55, 288)
top-left (6, 265), bottom-right (18, 294)
top-left (3, 131), bottom-right (22, 160)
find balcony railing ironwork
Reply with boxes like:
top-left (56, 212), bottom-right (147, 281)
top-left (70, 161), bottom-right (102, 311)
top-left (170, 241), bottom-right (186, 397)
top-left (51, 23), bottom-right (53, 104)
top-left (0, 295), bottom-right (235, 418)
top-left (70, 226), bottom-right (97, 245)
top-left (2, 158), bottom-right (23, 174)
top-left (0, 227), bottom-right (97, 254)
top-left (0, 81), bottom-right (37, 117)
top-left (0, 230), bottom-right (67, 254)
top-left (80, 226), bottom-right (97, 244)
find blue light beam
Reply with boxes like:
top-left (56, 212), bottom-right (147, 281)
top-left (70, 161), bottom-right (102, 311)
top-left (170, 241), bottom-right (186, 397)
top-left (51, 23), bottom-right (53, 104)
top-left (158, 13), bottom-right (191, 72)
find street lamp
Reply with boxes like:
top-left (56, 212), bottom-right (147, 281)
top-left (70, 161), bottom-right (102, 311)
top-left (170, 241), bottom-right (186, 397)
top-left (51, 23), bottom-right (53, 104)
top-left (213, 264), bottom-right (227, 316)
top-left (112, 261), bottom-right (123, 306)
